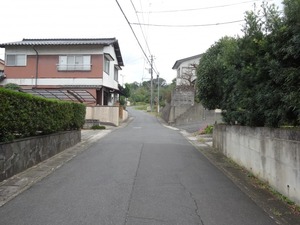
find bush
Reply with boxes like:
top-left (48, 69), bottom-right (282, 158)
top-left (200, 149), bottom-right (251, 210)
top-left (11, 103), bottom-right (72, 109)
top-left (199, 125), bottom-right (214, 134)
top-left (197, 1), bottom-right (300, 128)
top-left (204, 125), bottom-right (214, 134)
top-left (4, 83), bottom-right (20, 91)
top-left (0, 88), bottom-right (86, 142)
top-left (91, 125), bottom-right (106, 130)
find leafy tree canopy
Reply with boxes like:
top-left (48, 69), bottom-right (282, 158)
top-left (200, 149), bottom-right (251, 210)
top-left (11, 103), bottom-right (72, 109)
top-left (197, 0), bottom-right (300, 127)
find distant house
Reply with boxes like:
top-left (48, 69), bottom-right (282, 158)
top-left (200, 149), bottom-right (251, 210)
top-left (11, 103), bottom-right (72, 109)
top-left (172, 54), bottom-right (202, 86)
top-left (0, 38), bottom-right (124, 106)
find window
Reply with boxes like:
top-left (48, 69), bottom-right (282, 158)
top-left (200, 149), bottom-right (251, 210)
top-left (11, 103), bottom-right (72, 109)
top-left (104, 56), bottom-right (110, 74)
top-left (6, 54), bottom-right (26, 66)
top-left (114, 66), bottom-right (119, 82)
top-left (104, 53), bottom-right (114, 75)
top-left (58, 55), bottom-right (91, 71)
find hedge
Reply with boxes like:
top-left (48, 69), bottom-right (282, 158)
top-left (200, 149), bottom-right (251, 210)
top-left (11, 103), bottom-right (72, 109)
top-left (0, 88), bottom-right (86, 142)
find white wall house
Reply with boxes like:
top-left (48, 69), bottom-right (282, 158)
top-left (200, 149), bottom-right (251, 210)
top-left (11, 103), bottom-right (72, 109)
top-left (172, 54), bottom-right (202, 86)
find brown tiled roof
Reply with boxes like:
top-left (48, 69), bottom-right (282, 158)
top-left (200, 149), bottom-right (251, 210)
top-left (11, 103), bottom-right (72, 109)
top-left (0, 38), bottom-right (116, 46)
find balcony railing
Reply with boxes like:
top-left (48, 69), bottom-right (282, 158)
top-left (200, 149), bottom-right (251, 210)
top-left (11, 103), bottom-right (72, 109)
top-left (57, 64), bottom-right (91, 71)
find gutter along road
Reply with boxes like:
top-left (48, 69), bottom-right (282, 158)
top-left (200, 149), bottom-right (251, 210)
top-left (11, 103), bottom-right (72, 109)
top-left (0, 108), bottom-right (282, 225)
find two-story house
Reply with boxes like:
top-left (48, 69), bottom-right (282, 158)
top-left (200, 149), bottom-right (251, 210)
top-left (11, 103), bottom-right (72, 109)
top-left (172, 54), bottom-right (202, 86)
top-left (0, 38), bottom-right (124, 106)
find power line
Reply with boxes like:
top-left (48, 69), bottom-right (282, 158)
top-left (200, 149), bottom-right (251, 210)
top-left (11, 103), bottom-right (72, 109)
top-left (136, 0), bottom-right (272, 13)
top-left (114, 0), bottom-right (159, 76)
top-left (130, 19), bottom-right (245, 28)
top-left (130, 0), bottom-right (152, 57)
top-left (114, 0), bottom-right (151, 67)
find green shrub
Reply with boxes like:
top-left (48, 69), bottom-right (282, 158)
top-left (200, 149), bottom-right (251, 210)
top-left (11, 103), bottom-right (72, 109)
top-left (4, 83), bottom-right (21, 91)
top-left (0, 88), bottom-right (86, 142)
top-left (204, 125), bottom-right (214, 134)
top-left (91, 125), bottom-right (106, 130)
top-left (199, 125), bottom-right (214, 134)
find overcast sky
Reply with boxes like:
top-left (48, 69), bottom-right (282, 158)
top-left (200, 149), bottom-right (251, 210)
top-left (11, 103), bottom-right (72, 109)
top-left (1, 0), bottom-right (283, 84)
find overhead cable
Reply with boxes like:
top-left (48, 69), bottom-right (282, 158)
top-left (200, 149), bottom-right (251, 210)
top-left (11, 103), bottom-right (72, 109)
top-left (114, 0), bottom-right (158, 75)
top-left (136, 0), bottom-right (272, 13)
top-left (130, 20), bottom-right (245, 27)
top-left (130, 0), bottom-right (152, 56)
top-left (114, 1), bottom-right (150, 66)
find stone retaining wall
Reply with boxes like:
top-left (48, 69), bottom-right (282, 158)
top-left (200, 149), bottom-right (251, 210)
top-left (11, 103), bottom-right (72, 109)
top-left (0, 130), bottom-right (81, 182)
top-left (174, 104), bottom-right (222, 126)
top-left (213, 125), bottom-right (300, 205)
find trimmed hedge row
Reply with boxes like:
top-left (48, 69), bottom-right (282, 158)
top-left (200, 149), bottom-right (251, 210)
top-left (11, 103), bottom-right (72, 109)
top-left (0, 88), bottom-right (86, 142)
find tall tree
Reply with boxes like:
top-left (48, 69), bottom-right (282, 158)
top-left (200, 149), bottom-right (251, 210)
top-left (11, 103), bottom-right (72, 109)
top-left (197, 0), bottom-right (300, 127)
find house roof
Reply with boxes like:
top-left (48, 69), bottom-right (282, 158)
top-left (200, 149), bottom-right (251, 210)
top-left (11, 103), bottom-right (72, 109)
top-left (172, 54), bottom-right (203, 69)
top-left (0, 38), bottom-right (124, 67)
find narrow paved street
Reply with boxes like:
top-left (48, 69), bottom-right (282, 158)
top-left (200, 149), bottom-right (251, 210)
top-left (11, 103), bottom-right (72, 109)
top-left (0, 108), bottom-right (277, 225)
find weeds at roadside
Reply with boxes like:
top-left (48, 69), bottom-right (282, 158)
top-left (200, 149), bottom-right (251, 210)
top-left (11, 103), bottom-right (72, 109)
top-left (246, 171), bottom-right (300, 215)
top-left (271, 208), bottom-right (283, 217)
top-left (223, 156), bottom-right (300, 216)
top-left (198, 125), bottom-right (214, 135)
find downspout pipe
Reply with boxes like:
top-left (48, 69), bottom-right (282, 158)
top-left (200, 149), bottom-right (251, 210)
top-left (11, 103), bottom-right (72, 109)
top-left (32, 46), bottom-right (39, 88)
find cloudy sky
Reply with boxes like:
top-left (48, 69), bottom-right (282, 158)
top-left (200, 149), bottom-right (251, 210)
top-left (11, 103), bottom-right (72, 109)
top-left (1, 0), bottom-right (283, 84)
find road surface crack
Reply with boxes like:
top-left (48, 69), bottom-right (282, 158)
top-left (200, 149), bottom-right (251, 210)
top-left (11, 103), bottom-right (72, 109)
top-left (123, 143), bottom-right (144, 225)
top-left (178, 176), bottom-right (205, 225)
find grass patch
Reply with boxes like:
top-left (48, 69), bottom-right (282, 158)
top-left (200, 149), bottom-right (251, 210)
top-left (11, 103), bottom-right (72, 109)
top-left (134, 104), bottom-right (149, 111)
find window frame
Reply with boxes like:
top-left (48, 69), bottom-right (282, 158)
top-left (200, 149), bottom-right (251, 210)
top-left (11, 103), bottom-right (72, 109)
top-left (6, 54), bottom-right (27, 66)
top-left (114, 65), bottom-right (120, 82)
top-left (104, 53), bottom-right (114, 75)
top-left (57, 55), bottom-right (91, 71)
top-left (104, 56), bottom-right (110, 74)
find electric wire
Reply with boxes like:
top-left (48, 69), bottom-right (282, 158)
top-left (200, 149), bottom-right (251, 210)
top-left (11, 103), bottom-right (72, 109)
top-left (114, 0), bottom-right (148, 63)
top-left (138, 0), bottom-right (152, 80)
top-left (130, 19), bottom-right (245, 27)
top-left (136, 0), bottom-right (273, 13)
top-left (114, 0), bottom-right (158, 76)
top-left (130, 0), bottom-right (152, 57)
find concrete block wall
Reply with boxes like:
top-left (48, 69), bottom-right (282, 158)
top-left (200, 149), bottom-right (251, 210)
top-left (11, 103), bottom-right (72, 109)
top-left (171, 86), bottom-right (194, 106)
top-left (213, 125), bottom-right (300, 205)
top-left (122, 108), bottom-right (128, 122)
top-left (86, 106), bottom-right (120, 126)
top-left (174, 104), bottom-right (222, 126)
top-left (0, 130), bottom-right (81, 182)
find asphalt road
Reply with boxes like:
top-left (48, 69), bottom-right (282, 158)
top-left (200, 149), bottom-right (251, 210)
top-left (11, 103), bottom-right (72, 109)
top-left (0, 108), bottom-right (277, 225)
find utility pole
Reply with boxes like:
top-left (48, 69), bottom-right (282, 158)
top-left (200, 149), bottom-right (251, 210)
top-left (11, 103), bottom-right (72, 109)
top-left (150, 55), bottom-right (153, 112)
top-left (157, 73), bottom-right (160, 113)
